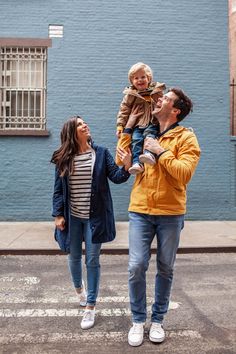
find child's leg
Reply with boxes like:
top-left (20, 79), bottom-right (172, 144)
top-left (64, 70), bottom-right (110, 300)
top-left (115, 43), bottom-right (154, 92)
top-left (131, 127), bottom-right (145, 165)
top-left (139, 124), bottom-right (159, 165)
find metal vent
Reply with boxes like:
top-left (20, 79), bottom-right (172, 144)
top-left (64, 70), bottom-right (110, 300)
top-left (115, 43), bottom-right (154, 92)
top-left (49, 25), bottom-right (64, 38)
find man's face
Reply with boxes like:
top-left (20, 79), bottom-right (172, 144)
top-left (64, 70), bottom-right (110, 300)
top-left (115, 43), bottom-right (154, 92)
top-left (153, 91), bottom-right (179, 117)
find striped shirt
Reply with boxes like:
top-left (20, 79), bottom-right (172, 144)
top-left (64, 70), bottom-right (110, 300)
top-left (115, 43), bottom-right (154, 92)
top-left (69, 152), bottom-right (92, 219)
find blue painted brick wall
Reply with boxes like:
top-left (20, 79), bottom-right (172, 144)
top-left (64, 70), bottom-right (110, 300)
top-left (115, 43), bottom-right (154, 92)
top-left (0, 0), bottom-right (233, 220)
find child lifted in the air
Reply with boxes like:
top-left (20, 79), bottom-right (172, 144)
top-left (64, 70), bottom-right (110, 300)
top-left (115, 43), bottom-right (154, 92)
top-left (116, 62), bottom-right (166, 175)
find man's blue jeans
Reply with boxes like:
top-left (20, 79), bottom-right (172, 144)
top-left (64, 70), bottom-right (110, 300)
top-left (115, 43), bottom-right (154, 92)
top-left (68, 215), bottom-right (101, 306)
top-left (128, 212), bottom-right (184, 323)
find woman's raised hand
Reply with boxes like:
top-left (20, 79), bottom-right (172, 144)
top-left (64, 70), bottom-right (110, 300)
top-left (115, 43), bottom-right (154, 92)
top-left (116, 147), bottom-right (132, 171)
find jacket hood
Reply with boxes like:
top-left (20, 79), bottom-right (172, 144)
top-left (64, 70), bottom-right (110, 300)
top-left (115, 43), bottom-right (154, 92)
top-left (123, 81), bottom-right (166, 96)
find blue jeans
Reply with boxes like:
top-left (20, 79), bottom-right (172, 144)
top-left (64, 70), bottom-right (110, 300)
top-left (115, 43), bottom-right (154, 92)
top-left (128, 212), bottom-right (184, 323)
top-left (132, 125), bottom-right (158, 164)
top-left (68, 215), bottom-right (101, 306)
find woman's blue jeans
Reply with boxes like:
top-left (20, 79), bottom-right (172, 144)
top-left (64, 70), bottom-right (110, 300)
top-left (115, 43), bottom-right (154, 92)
top-left (128, 212), bottom-right (184, 323)
top-left (68, 215), bottom-right (101, 306)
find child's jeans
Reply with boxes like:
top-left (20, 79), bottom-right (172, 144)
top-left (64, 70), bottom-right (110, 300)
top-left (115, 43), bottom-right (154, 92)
top-left (132, 124), bottom-right (159, 164)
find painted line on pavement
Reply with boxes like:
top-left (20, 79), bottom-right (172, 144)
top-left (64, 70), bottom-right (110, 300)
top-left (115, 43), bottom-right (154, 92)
top-left (0, 330), bottom-right (201, 345)
top-left (0, 276), bottom-right (40, 284)
top-left (0, 308), bottom-right (130, 317)
top-left (0, 296), bottom-right (181, 309)
top-left (0, 302), bottom-right (180, 317)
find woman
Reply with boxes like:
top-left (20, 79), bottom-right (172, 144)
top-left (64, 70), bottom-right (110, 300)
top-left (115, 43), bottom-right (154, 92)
top-left (51, 116), bottom-right (131, 330)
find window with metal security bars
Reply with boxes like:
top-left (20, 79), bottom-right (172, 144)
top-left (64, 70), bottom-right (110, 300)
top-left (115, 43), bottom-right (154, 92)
top-left (0, 38), bottom-right (51, 135)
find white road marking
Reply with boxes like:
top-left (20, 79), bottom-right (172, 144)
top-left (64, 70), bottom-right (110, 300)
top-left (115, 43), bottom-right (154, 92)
top-left (0, 302), bottom-right (180, 317)
top-left (0, 308), bottom-right (130, 317)
top-left (0, 330), bottom-right (201, 345)
top-left (0, 295), bottom-right (181, 309)
top-left (0, 276), bottom-right (40, 285)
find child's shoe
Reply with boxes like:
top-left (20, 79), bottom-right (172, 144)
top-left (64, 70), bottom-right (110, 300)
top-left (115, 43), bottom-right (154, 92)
top-left (139, 151), bottom-right (156, 165)
top-left (128, 163), bottom-right (144, 175)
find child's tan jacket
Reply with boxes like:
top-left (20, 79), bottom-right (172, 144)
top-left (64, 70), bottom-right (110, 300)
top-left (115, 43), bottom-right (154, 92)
top-left (116, 81), bottom-right (166, 134)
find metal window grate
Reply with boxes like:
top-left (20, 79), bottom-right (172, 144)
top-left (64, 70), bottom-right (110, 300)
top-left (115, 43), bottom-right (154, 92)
top-left (0, 46), bottom-right (47, 130)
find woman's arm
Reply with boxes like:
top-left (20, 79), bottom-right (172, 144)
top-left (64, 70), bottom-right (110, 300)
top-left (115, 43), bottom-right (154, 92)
top-left (52, 167), bottom-right (66, 230)
top-left (105, 148), bottom-right (131, 184)
top-left (52, 167), bottom-right (64, 217)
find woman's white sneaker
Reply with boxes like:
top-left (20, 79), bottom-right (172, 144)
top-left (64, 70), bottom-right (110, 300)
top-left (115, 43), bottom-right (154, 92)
top-left (149, 322), bottom-right (165, 343)
top-left (128, 322), bottom-right (145, 347)
top-left (81, 309), bottom-right (95, 330)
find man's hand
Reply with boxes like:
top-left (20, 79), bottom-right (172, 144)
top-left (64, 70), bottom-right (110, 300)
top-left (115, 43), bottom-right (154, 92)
top-left (55, 216), bottom-right (65, 231)
top-left (144, 137), bottom-right (165, 156)
top-left (116, 147), bottom-right (132, 171)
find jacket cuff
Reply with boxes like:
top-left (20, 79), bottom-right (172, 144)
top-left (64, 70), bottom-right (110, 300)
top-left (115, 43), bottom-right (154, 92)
top-left (123, 128), bottom-right (133, 134)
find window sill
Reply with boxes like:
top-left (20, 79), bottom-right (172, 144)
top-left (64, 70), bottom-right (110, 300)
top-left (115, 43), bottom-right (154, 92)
top-left (0, 130), bottom-right (50, 136)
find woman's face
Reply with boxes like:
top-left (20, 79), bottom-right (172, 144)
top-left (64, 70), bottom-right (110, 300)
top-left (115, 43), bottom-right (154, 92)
top-left (76, 117), bottom-right (91, 141)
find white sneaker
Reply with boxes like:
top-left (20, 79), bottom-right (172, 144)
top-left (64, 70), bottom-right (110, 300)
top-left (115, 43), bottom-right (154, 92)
top-left (128, 322), bottom-right (145, 347)
top-left (139, 151), bottom-right (156, 165)
top-left (128, 163), bottom-right (144, 175)
top-left (149, 322), bottom-right (165, 343)
top-left (81, 308), bottom-right (95, 330)
top-left (75, 280), bottom-right (87, 307)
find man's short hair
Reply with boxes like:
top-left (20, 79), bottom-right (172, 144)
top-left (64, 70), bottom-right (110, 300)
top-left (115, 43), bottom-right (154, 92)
top-left (128, 62), bottom-right (153, 85)
top-left (169, 87), bottom-right (193, 121)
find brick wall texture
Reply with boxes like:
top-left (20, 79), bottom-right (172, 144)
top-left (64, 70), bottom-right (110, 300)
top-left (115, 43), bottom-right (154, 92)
top-left (0, 0), bottom-right (234, 220)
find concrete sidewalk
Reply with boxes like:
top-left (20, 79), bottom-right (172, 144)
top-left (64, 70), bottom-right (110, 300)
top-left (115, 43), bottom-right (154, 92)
top-left (0, 221), bottom-right (236, 254)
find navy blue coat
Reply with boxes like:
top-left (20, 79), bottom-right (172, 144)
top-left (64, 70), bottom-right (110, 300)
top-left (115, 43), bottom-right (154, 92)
top-left (52, 144), bottom-right (130, 253)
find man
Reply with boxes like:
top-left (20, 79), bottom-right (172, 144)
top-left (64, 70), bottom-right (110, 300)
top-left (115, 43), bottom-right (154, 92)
top-left (117, 87), bottom-right (200, 347)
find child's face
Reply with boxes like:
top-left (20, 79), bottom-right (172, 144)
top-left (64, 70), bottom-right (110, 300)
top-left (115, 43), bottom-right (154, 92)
top-left (131, 69), bottom-right (150, 91)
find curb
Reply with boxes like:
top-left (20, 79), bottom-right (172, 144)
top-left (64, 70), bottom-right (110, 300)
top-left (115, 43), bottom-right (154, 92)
top-left (0, 246), bottom-right (236, 256)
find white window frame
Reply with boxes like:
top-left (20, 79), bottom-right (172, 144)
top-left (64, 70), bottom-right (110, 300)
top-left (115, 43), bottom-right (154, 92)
top-left (0, 38), bottom-right (51, 136)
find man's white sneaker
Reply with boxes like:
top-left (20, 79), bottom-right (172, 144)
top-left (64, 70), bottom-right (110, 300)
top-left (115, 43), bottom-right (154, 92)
top-left (128, 322), bottom-right (145, 347)
top-left (139, 151), bottom-right (156, 165)
top-left (80, 309), bottom-right (95, 330)
top-left (75, 280), bottom-right (87, 307)
top-left (128, 163), bottom-right (144, 175)
top-left (149, 322), bottom-right (165, 343)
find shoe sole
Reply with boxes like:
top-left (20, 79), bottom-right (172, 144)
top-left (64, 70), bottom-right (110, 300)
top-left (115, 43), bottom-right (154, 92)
top-left (149, 335), bottom-right (165, 343)
top-left (128, 339), bottom-right (143, 347)
top-left (80, 301), bottom-right (87, 307)
top-left (139, 156), bottom-right (155, 165)
top-left (81, 322), bottom-right (95, 330)
top-left (128, 169), bottom-right (143, 175)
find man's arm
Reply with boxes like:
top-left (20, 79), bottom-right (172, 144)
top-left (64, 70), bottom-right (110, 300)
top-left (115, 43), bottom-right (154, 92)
top-left (145, 133), bottom-right (201, 184)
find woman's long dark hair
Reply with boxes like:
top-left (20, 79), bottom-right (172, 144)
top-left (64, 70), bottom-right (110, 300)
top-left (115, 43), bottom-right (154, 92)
top-left (51, 116), bottom-right (84, 176)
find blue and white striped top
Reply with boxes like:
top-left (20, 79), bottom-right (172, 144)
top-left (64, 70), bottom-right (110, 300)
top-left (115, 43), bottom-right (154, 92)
top-left (69, 152), bottom-right (92, 219)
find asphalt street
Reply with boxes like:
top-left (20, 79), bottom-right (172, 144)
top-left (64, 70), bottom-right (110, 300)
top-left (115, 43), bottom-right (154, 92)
top-left (0, 254), bottom-right (235, 354)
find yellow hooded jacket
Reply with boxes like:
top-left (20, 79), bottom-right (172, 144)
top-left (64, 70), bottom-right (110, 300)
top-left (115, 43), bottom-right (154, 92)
top-left (117, 126), bottom-right (201, 215)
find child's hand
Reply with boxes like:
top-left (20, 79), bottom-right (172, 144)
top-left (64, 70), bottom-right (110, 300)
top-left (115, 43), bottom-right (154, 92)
top-left (116, 130), bottom-right (122, 139)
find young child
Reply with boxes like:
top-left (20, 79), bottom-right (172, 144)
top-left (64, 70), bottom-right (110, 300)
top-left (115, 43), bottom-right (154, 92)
top-left (116, 62), bottom-right (166, 175)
